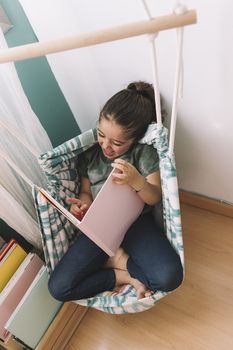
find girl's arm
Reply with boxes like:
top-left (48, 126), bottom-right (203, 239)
top-left (78, 176), bottom-right (93, 207)
top-left (133, 170), bottom-right (162, 205)
top-left (112, 159), bottom-right (161, 206)
top-left (69, 176), bottom-right (93, 219)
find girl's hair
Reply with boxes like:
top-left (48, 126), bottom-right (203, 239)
top-left (99, 81), bottom-right (165, 142)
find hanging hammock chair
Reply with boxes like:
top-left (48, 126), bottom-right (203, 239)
top-left (33, 122), bottom-right (184, 314)
top-left (32, 12), bottom-right (186, 313)
top-left (0, 3), bottom-right (196, 314)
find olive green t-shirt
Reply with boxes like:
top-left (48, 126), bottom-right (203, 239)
top-left (78, 143), bottom-right (159, 200)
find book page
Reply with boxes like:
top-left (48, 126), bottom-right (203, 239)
top-left (39, 189), bottom-right (81, 227)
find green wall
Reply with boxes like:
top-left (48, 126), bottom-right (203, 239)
top-left (0, 0), bottom-right (81, 147)
top-left (0, 0), bottom-right (81, 248)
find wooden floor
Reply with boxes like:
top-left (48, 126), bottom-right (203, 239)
top-left (66, 204), bottom-right (233, 350)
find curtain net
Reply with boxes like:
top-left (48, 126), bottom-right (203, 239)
top-left (0, 28), bottom-right (52, 249)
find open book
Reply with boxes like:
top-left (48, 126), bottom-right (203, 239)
top-left (38, 169), bottom-right (144, 256)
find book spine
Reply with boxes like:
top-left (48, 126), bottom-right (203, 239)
top-left (0, 239), bottom-right (16, 260)
top-left (0, 245), bottom-right (27, 292)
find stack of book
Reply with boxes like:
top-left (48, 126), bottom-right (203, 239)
top-left (0, 239), bottom-right (27, 293)
top-left (0, 236), bottom-right (7, 256)
top-left (0, 237), bottom-right (63, 350)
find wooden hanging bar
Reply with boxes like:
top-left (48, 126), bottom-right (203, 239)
top-left (0, 10), bottom-right (196, 64)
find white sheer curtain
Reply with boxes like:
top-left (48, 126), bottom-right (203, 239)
top-left (0, 29), bottom-right (53, 249)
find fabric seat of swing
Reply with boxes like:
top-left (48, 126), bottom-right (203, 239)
top-left (33, 123), bottom-right (184, 314)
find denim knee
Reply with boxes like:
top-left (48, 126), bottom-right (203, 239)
top-left (148, 259), bottom-right (184, 292)
top-left (48, 274), bottom-right (68, 301)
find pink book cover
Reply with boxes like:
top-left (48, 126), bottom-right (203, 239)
top-left (0, 253), bottom-right (44, 341)
top-left (40, 169), bottom-right (144, 256)
top-left (78, 170), bottom-right (144, 256)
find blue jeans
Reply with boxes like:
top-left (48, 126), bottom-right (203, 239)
top-left (48, 212), bottom-right (183, 301)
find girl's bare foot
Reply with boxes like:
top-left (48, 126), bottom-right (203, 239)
top-left (114, 268), bottom-right (152, 299)
top-left (105, 247), bottom-right (128, 271)
top-left (131, 278), bottom-right (153, 299)
top-left (112, 284), bottom-right (128, 295)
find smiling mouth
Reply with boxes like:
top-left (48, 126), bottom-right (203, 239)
top-left (103, 149), bottom-right (114, 157)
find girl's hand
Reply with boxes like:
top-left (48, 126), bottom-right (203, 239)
top-left (111, 159), bottom-right (145, 192)
top-left (68, 197), bottom-right (89, 220)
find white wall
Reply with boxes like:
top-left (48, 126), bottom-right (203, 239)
top-left (19, 0), bottom-right (233, 204)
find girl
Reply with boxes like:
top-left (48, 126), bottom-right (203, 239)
top-left (48, 82), bottom-right (183, 300)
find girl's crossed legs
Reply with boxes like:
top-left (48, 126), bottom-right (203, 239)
top-left (48, 212), bottom-right (183, 301)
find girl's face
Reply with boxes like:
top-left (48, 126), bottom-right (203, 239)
top-left (97, 118), bottom-right (134, 160)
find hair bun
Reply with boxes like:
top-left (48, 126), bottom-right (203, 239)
top-left (127, 81), bottom-right (154, 102)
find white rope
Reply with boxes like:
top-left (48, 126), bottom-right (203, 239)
top-left (141, 1), bottom-right (186, 153)
top-left (149, 35), bottom-right (162, 127)
top-left (168, 4), bottom-right (186, 157)
top-left (0, 149), bottom-right (34, 188)
top-left (141, 0), bottom-right (163, 127)
top-left (172, 0), bottom-right (180, 11)
top-left (141, 0), bottom-right (153, 20)
top-left (172, 2), bottom-right (185, 99)
top-left (0, 119), bottom-right (40, 158)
